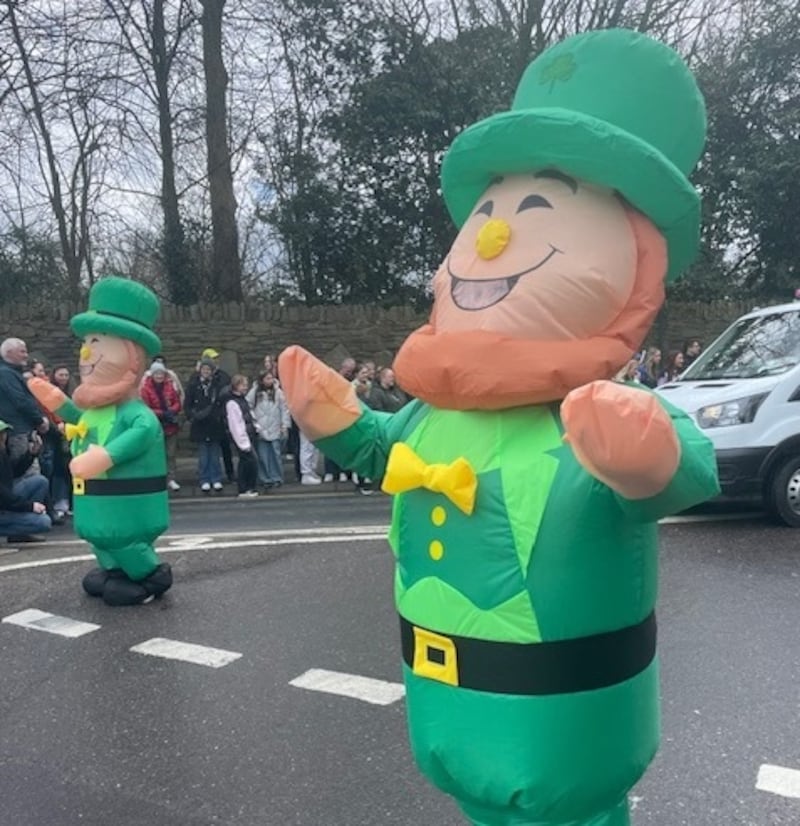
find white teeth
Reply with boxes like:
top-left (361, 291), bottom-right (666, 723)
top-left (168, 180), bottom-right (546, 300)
top-left (451, 276), bottom-right (515, 311)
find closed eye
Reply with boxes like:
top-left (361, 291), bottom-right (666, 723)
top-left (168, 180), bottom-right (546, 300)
top-left (517, 194), bottom-right (552, 212)
top-left (475, 200), bottom-right (493, 217)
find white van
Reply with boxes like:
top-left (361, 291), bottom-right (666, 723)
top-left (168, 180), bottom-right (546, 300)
top-left (657, 301), bottom-right (800, 526)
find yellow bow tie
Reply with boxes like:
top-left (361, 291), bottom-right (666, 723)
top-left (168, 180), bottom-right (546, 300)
top-left (382, 442), bottom-right (477, 515)
top-left (65, 421), bottom-right (88, 441)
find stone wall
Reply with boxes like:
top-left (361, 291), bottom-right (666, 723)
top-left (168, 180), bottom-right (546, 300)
top-left (0, 297), bottom-right (776, 381)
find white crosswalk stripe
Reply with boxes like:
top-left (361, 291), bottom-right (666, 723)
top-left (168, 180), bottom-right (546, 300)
top-left (756, 764), bottom-right (800, 799)
top-left (290, 668), bottom-right (405, 706)
top-left (130, 637), bottom-right (242, 668)
top-left (1, 608), bottom-right (100, 638)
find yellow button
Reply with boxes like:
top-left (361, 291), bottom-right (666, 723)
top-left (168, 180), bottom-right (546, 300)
top-left (431, 506), bottom-right (446, 527)
top-left (429, 540), bottom-right (444, 561)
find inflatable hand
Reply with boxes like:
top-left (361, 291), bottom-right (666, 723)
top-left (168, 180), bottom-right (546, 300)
top-left (278, 346), bottom-right (361, 440)
top-left (70, 445), bottom-right (113, 480)
top-left (561, 379), bottom-right (681, 500)
top-left (27, 377), bottom-right (67, 413)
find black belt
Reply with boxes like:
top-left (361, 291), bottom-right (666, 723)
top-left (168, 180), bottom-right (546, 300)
top-left (73, 476), bottom-right (167, 496)
top-left (400, 611), bottom-right (656, 695)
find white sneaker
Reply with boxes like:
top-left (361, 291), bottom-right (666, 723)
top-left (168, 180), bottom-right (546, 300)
top-left (212, 481), bottom-right (224, 491)
top-left (200, 482), bottom-right (211, 492)
top-left (338, 473), bottom-right (349, 482)
top-left (301, 473), bottom-right (322, 485)
top-left (323, 473), bottom-right (334, 483)
top-left (168, 479), bottom-right (181, 491)
top-left (237, 490), bottom-right (259, 498)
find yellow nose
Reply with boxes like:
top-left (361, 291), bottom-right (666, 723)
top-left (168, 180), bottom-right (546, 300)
top-left (80, 345), bottom-right (92, 361)
top-left (475, 219), bottom-right (511, 260)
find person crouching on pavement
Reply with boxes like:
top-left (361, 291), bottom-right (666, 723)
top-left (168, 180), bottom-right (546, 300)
top-left (0, 419), bottom-right (51, 543)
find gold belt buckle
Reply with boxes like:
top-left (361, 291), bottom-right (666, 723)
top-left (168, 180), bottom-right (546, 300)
top-left (73, 477), bottom-right (85, 496)
top-left (412, 626), bottom-right (459, 686)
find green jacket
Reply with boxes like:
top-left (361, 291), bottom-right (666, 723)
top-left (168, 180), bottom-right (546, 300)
top-left (318, 396), bottom-right (719, 644)
top-left (58, 397), bottom-right (169, 549)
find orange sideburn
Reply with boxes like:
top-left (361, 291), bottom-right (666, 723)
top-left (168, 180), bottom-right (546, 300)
top-left (393, 208), bottom-right (667, 410)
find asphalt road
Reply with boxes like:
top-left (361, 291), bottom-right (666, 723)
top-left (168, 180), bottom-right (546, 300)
top-left (1, 494), bottom-right (799, 826)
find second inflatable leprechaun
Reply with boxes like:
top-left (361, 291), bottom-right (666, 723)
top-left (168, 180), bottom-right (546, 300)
top-left (279, 29), bottom-right (720, 826)
top-left (29, 277), bottom-right (172, 606)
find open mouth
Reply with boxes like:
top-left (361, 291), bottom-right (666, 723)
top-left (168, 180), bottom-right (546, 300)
top-left (449, 246), bottom-right (560, 311)
top-left (79, 356), bottom-right (103, 377)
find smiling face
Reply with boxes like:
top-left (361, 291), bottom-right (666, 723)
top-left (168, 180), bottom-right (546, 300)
top-left (431, 172), bottom-right (637, 340)
top-left (53, 367), bottom-right (70, 388)
top-left (72, 333), bottom-right (144, 408)
top-left (393, 170), bottom-right (669, 409)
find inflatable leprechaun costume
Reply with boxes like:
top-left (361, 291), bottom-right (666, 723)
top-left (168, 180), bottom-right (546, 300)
top-left (279, 29), bottom-right (720, 826)
top-left (30, 277), bottom-right (172, 606)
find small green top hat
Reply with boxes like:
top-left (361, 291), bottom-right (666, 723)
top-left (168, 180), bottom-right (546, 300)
top-left (71, 276), bottom-right (162, 357)
top-left (440, 28), bottom-right (707, 281)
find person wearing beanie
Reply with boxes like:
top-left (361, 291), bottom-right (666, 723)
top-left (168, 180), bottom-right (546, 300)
top-left (28, 276), bottom-right (172, 606)
top-left (141, 361), bottom-right (183, 491)
top-left (140, 355), bottom-right (184, 405)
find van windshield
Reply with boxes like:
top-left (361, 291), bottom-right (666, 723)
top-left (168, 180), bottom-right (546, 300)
top-left (682, 309), bottom-right (800, 380)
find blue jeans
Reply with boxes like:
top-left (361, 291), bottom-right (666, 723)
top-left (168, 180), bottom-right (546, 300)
top-left (256, 440), bottom-right (283, 485)
top-left (0, 474), bottom-right (52, 536)
top-left (197, 441), bottom-right (223, 485)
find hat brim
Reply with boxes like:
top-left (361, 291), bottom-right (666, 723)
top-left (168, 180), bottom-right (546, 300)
top-left (71, 312), bottom-right (162, 358)
top-left (440, 108), bottom-right (700, 282)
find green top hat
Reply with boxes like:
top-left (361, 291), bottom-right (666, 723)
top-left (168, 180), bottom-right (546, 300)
top-left (440, 28), bottom-right (706, 282)
top-left (71, 276), bottom-right (162, 357)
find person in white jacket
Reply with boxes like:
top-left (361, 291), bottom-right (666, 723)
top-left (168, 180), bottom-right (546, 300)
top-left (246, 370), bottom-right (290, 488)
top-left (225, 375), bottom-right (259, 498)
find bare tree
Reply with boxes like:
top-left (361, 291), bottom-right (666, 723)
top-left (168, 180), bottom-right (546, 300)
top-left (199, 0), bottom-right (243, 302)
top-left (102, 0), bottom-right (200, 304)
top-left (0, 1), bottom-right (110, 300)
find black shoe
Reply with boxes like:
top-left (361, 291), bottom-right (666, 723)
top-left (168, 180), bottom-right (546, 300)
top-left (82, 567), bottom-right (125, 597)
top-left (102, 563), bottom-right (173, 606)
top-left (7, 535), bottom-right (46, 543)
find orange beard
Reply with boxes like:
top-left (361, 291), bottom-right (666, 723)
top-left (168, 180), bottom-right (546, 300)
top-left (73, 342), bottom-right (144, 409)
top-left (393, 209), bottom-right (667, 410)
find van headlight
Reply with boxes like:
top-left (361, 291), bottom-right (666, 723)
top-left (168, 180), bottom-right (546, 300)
top-left (696, 393), bottom-right (768, 428)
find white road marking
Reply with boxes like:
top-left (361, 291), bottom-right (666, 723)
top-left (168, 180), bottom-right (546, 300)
top-left (130, 637), bottom-right (242, 668)
top-left (660, 512), bottom-right (760, 524)
top-left (0, 525), bottom-right (390, 550)
top-left (0, 532), bottom-right (388, 575)
top-left (0, 510), bottom-right (758, 579)
top-left (756, 764), bottom-right (800, 799)
top-left (168, 535), bottom-right (214, 548)
top-left (290, 668), bottom-right (405, 706)
top-left (2, 608), bottom-right (100, 638)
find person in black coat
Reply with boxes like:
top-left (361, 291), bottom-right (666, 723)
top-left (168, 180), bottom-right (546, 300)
top-left (184, 360), bottom-right (226, 492)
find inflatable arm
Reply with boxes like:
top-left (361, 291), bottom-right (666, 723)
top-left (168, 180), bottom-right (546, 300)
top-left (562, 379), bottom-right (719, 520)
top-left (278, 346), bottom-right (361, 440)
top-left (278, 347), bottom-right (425, 480)
top-left (27, 377), bottom-right (82, 424)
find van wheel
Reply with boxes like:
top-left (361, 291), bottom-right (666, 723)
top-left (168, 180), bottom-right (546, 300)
top-left (768, 456), bottom-right (800, 527)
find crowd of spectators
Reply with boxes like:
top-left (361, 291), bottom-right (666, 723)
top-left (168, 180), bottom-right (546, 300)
top-left (0, 330), bottom-right (706, 542)
top-left (614, 338), bottom-right (703, 387)
top-left (0, 336), bottom-right (415, 545)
